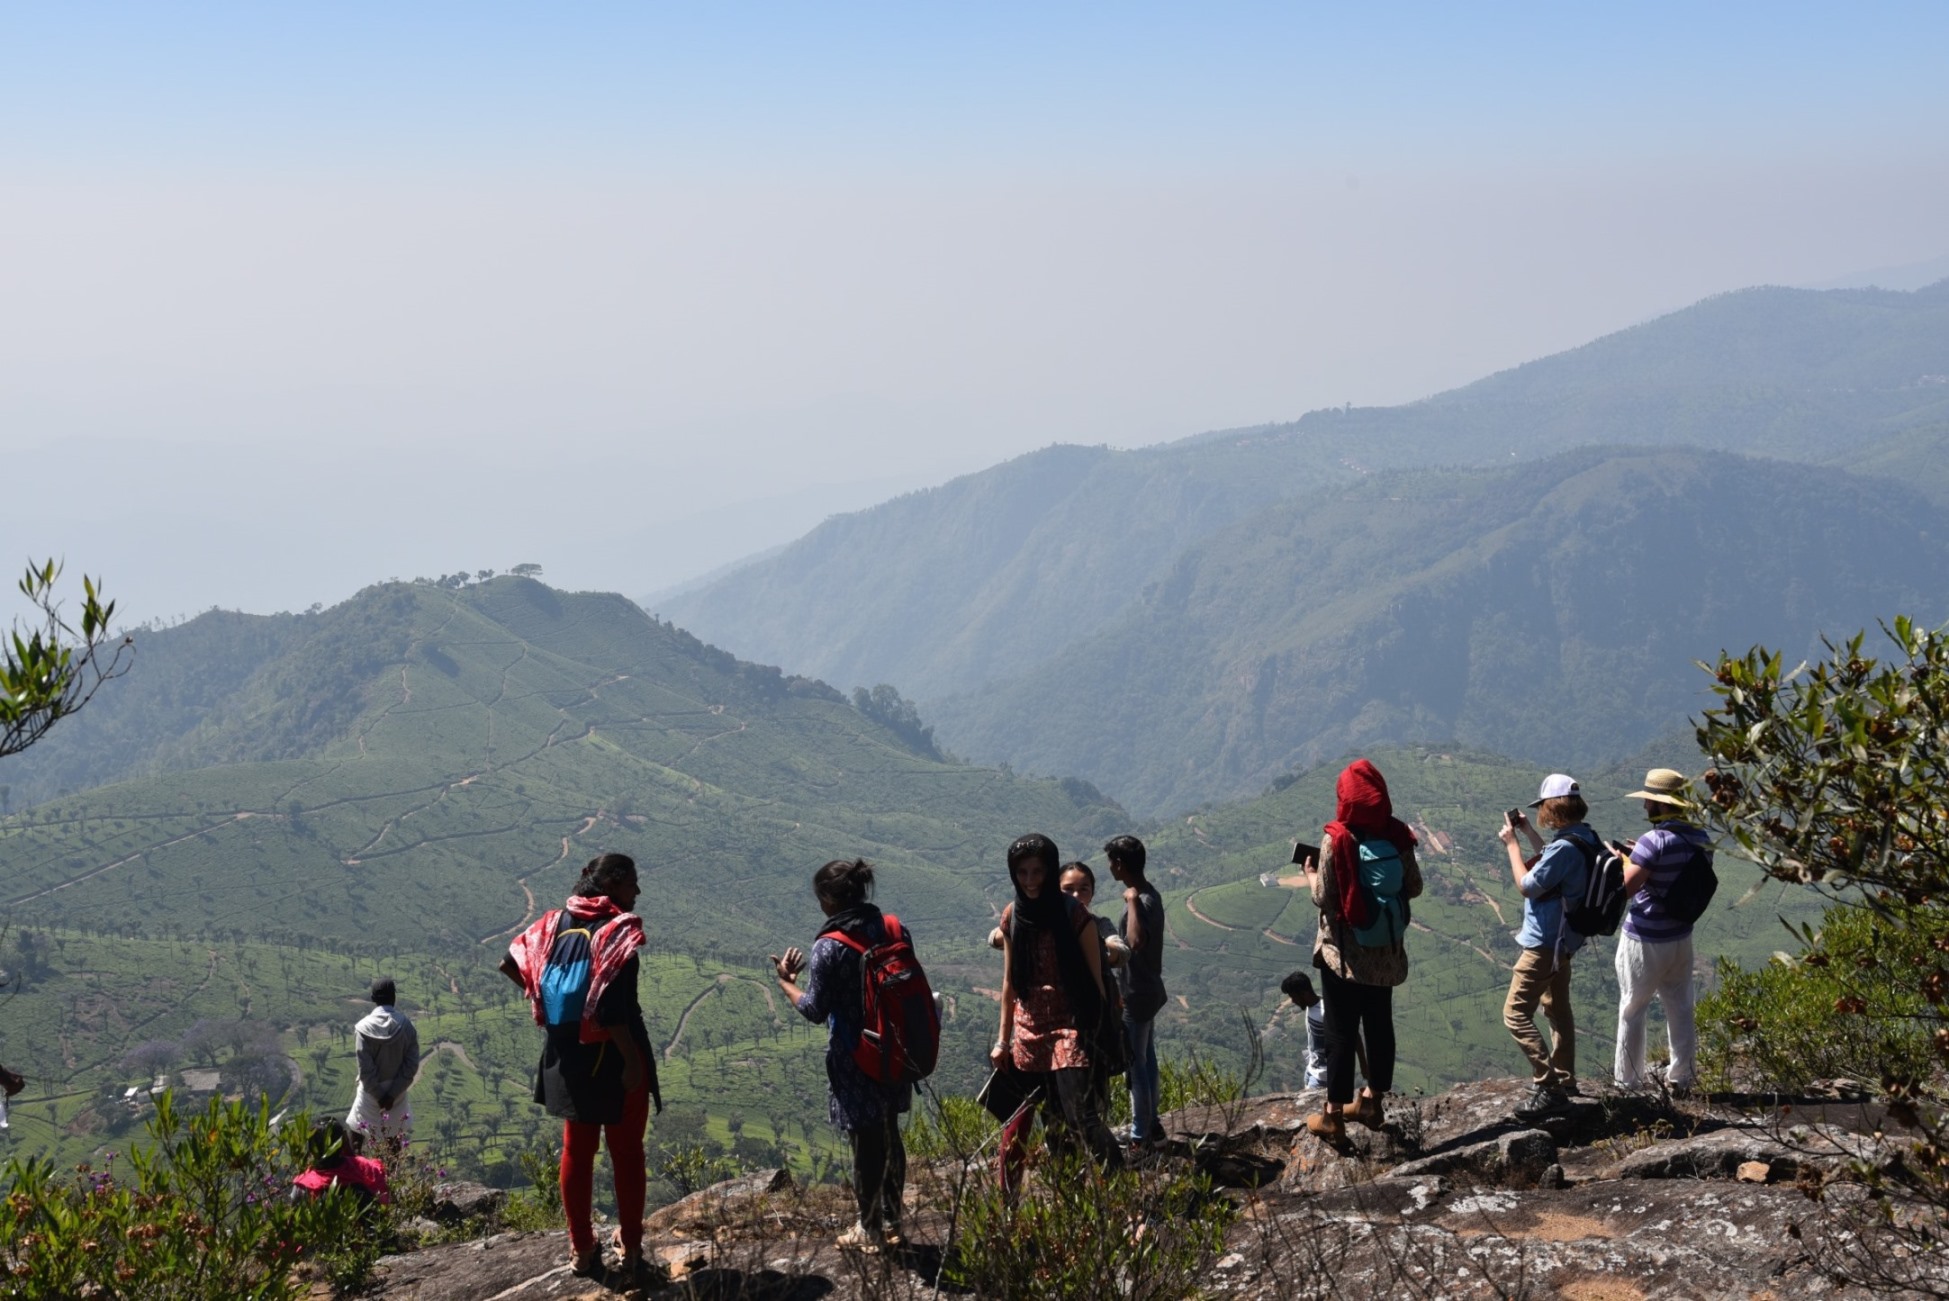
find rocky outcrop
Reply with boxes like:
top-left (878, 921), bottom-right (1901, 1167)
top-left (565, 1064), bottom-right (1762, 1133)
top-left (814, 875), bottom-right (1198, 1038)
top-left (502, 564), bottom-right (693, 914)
top-left (357, 1077), bottom-right (1935, 1299)
top-left (428, 1180), bottom-right (508, 1224)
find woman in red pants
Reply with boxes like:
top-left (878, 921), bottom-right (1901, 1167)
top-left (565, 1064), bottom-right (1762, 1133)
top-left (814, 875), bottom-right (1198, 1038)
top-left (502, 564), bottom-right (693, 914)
top-left (503, 853), bottom-right (661, 1284)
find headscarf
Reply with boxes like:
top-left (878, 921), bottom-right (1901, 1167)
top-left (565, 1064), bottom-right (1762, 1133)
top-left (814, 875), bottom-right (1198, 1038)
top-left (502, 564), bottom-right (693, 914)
top-left (506, 893), bottom-right (646, 1045)
top-left (1007, 854), bottom-right (1100, 1026)
top-left (1322, 758), bottom-right (1419, 929)
top-left (819, 900), bottom-right (885, 946)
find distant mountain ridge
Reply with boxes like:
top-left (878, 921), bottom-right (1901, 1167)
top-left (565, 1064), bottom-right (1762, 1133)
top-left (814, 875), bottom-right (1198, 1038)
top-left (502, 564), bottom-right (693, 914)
top-left (659, 279), bottom-right (1949, 722)
top-left (931, 447), bottom-right (1949, 814)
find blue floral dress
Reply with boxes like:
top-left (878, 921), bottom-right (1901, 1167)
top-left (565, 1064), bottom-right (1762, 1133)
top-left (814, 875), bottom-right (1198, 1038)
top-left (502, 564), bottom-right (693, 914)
top-left (795, 931), bottom-right (913, 1134)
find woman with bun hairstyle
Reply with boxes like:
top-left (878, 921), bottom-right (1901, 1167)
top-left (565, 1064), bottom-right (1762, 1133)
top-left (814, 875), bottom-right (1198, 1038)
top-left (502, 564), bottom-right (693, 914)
top-left (991, 833), bottom-right (1123, 1172)
top-left (1301, 760), bottom-right (1423, 1142)
top-left (773, 859), bottom-right (914, 1253)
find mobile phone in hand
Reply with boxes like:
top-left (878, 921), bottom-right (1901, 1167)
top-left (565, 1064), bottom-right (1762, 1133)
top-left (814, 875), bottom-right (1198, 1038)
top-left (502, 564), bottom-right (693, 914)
top-left (1291, 841), bottom-right (1321, 867)
top-left (1505, 807), bottom-right (1524, 827)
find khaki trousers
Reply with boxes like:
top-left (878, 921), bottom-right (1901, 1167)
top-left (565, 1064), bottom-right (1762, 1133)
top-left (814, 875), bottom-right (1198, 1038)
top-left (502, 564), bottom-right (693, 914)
top-left (1503, 947), bottom-right (1575, 1087)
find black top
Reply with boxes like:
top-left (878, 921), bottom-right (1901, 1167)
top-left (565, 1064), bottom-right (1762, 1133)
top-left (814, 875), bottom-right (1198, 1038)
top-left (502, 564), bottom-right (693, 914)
top-left (1117, 885), bottom-right (1168, 1021)
top-left (532, 954), bottom-right (657, 1123)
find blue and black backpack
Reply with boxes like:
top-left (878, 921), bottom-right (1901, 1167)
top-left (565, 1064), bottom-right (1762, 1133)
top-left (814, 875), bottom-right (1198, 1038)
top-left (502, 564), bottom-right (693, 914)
top-left (1349, 837), bottom-right (1410, 948)
top-left (538, 914), bottom-right (599, 1027)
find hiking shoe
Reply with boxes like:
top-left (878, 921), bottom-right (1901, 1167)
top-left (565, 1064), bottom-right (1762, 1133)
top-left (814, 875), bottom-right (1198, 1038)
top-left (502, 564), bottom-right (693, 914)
top-left (1561, 1079), bottom-right (1582, 1098)
top-left (1348, 1094), bottom-right (1386, 1130)
top-left (1304, 1111), bottom-right (1344, 1141)
top-left (1514, 1084), bottom-right (1568, 1119)
top-left (836, 1222), bottom-right (882, 1254)
top-left (881, 1223), bottom-right (906, 1248)
top-left (608, 1254), bottom-right (664, 1290)
top-left (567, 1248), bottom-right (605, 1279)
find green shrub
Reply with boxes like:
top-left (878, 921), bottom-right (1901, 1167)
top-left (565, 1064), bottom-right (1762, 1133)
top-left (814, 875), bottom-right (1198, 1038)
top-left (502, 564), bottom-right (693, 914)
top-left (0, 1093), bottom-right (364, 1300)
top-left (499, 1141), bottom-right (568, 1232)
top-left (1699, 900), bottom-right (1939, 1093)
top-left (903, 1092), bottom-right (996, 1164)
top-left (942, 1148), bottom-right (1233, 1300)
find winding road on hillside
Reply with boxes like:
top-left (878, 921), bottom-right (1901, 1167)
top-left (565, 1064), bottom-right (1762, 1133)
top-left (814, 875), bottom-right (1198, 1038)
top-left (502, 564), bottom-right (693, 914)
top-left (1183, 890), bottom-right (1238, 932)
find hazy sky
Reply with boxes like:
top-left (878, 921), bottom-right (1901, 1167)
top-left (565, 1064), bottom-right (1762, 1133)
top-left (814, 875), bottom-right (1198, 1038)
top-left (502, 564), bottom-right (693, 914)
top-left (4, 3), bottom-right (1947, 621)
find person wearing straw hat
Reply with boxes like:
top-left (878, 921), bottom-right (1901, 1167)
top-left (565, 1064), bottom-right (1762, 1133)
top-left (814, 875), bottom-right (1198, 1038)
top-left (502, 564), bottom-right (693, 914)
top-left (1613, 768), bottom-right (1712, 1092)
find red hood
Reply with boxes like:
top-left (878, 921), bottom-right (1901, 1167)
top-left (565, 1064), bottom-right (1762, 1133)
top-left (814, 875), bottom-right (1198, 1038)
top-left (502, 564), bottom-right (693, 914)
top-left (1335, 758), bottom-right (1395, 830)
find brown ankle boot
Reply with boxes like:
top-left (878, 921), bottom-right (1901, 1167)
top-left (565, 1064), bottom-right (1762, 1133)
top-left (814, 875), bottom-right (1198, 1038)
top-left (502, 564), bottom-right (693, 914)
top-left (1349, 1093), bottom-right (1386, 1130)
top-left (1305, 1110), bottom-right (1344, 1140)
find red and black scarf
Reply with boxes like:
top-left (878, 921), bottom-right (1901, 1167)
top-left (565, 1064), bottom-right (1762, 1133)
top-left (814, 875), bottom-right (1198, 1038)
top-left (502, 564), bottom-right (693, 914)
top-left (507, 894), bottom-right (645, 1045)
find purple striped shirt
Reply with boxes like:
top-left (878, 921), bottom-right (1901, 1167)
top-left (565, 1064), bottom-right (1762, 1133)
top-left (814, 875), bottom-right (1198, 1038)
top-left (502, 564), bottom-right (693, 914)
top-left (1624, 822), bottom-right (1711, 942)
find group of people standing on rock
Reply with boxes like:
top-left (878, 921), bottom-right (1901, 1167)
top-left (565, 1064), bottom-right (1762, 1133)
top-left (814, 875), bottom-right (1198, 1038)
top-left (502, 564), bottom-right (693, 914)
top-left (474, 755), bottom-right (1713, 1274)
top-left (1294, 760), bottom-right (1714, 1142)
top-left (765, 832), bottom-right (1169, 1253)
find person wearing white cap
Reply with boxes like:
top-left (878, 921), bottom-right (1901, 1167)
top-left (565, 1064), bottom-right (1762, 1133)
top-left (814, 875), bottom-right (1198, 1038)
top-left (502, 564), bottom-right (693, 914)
top-left (1496, 773), bottom-right (1601, 1118)
top-left (1613, 768), bottom-right (1712, 1092)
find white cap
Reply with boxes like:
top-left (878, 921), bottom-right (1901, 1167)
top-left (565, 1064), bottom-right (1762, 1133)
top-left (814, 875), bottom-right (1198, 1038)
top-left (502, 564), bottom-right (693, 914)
top-left (1528, 773), bottom-right (1581, 807)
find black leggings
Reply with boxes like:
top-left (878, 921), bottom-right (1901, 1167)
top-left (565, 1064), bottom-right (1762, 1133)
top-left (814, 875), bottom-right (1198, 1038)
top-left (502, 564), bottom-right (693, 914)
top-left (1320, 966), bottom-right (1396, 1106)
top-left (847, 1109), bottom-right (906, 1233)
top-left (1042, 1066), bottom-right (1123, 1169)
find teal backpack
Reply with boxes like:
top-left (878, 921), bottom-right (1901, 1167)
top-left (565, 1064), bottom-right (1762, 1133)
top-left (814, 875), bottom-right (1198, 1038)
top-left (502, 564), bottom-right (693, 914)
top-left (1350, 837), bottom-right (1410, 948)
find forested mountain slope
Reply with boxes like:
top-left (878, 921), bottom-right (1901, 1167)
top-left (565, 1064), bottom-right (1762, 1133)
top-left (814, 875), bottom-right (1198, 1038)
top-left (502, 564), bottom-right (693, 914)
top-left (656, 435), bottom-right (1358, 702)
top-left (660, 281), bottom-right (1949, 709)
top-left (0, 576), bottom-right (1123, 952)
top-left (931, 447), bottom-right (1949, 815)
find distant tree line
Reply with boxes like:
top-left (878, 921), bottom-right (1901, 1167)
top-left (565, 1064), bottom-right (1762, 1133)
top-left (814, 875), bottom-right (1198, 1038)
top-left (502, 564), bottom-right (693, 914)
top-left (851, 684), bottom-right (943, 759)
top-left (411, 563), bottom-right (544, 590)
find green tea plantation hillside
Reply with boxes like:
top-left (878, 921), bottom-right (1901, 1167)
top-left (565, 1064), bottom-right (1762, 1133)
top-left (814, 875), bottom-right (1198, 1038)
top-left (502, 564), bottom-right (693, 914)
top-left (0, 576), bottom-right (1124, 1176)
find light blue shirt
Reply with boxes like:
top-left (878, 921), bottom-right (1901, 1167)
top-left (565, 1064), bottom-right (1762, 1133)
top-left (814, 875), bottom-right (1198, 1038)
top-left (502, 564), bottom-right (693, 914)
top-left (1514, 824), bottom-right (1595, 957)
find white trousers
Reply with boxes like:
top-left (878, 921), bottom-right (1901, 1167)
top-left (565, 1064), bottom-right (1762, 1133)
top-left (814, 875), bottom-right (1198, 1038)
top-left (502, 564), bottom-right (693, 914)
top-left (347, 1085), bottom-right (412, 1147)
top-left (1614, 932), bottom-right (1697, 1087)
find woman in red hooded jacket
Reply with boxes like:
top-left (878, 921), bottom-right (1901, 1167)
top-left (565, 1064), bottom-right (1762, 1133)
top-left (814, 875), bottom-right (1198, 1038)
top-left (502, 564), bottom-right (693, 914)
top-left (1300, 759), bottom-right (1423, 1142)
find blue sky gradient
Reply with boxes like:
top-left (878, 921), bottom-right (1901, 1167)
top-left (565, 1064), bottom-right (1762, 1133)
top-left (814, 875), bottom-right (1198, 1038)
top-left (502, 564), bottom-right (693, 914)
top-left (6, 4), bottom-right (1944, 168)
top-left (3, 4), bottom-right (1946, 617)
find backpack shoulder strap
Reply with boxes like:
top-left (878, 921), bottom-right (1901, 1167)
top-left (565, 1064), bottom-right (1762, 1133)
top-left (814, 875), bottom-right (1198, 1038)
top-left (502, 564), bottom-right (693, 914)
top-left (1538, 829), bottom-right (1595, 901)
top-left (817, 926), bottom-right (869, 955)
top-left (881, 914), bottom-right (903, 944)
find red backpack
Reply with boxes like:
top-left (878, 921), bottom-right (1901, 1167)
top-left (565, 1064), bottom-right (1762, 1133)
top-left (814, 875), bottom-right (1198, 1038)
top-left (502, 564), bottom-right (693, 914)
top-left (819, 914), bottom-right (940, 1084)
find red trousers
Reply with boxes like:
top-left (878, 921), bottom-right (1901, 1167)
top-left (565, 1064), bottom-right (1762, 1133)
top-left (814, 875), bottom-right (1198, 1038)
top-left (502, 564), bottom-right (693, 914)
top-left (560, 1084), bottom-right (649, 1258)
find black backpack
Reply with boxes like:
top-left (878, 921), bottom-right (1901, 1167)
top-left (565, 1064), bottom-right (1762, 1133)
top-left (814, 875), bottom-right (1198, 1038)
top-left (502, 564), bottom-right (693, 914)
top-left (1560, 830), bottom-right (1629, 939)
top-left (1659, 840), bottom-right (1719, 926)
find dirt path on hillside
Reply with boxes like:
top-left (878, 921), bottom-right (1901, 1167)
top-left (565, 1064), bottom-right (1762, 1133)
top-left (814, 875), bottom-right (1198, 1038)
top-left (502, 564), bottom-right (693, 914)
top-left (1409, 919), bottom-right (1505, 970)
top-left (1183, 891), bottom-right (1237, 932)
top-left (6, 816), bottom-right (249, 907)
top-left (1262, 926), bottom-right (1298, 947)
top-left (478, 815), bottom-right (600, 944)
top-left (427, 1041), bottom-right (478, 1072)
top-left (664, 980), bottom-right (723, 1058)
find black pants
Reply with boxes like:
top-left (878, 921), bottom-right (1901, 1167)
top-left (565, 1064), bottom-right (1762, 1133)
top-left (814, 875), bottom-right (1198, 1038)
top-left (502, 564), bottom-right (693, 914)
top-left (848, 1109), bottom-right (906, 1233)
top-left (1320, 967), bottom-right (1396, 1106)
top-left (1042, 1066), bottom-right (1124, 1170)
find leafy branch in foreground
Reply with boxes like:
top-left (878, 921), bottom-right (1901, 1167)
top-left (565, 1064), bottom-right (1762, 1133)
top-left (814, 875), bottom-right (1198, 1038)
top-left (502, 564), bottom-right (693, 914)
top-left (1697, 617), bottom-right (1949, 1295)
top-left (1698, 616), bottom-right (1949, 901)
top-left (1, 560), bottom-right (132, 758)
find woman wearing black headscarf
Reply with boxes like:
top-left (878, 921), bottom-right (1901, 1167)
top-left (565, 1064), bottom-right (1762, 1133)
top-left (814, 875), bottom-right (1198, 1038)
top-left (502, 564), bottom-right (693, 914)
top-left (991, 833), bottom-right (1123, 1170)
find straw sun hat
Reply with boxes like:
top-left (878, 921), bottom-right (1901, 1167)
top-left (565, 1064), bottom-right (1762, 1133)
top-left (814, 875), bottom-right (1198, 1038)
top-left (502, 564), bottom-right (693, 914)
top-left (1627, 768), bottom-right (1693, 807)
